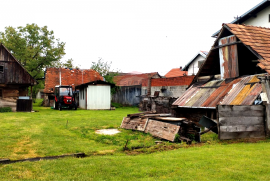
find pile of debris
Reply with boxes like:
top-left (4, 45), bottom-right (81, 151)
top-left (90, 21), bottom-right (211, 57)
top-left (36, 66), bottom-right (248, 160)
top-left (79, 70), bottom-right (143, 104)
top-left (120, 112), bottom-right (200, 144)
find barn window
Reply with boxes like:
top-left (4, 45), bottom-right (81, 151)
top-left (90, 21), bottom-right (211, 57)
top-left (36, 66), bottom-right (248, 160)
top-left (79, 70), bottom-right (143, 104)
top-left (0, 65), bottom-right (3, 73)
top-left (0, 89), bottom-right (2, 98)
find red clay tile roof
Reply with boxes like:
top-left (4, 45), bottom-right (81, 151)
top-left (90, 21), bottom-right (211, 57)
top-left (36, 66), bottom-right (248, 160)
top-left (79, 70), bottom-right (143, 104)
top-left (142, 76), bottom-right (195, 87)
top-left (44, 68), bottom-right (103, 93)
top-left (225, 23), bottom-right (270, 74)
top-left (165, 68), bottom-right (188, 78)
top-left (113, 72), bottom-right (160, 86)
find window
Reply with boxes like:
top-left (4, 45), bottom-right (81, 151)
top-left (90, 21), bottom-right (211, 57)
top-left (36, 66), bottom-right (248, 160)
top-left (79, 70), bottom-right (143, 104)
top-left (0, 65), bottom-right (3, 73)
top-left (0, 89), bottom-right (2, 98)
top-left (198, 60), bottom-right (204, 68)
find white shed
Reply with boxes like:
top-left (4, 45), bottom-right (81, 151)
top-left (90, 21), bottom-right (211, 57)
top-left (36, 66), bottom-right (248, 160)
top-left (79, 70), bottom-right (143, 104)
top-left (75, 80), bottom-right (112, 110)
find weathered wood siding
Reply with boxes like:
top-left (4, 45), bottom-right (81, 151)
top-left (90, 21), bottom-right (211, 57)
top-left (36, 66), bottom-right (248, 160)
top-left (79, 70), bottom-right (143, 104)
top-left (0, 45), bottom-right (35, 85)
top-left (218, 105), bottom-right (265, 140)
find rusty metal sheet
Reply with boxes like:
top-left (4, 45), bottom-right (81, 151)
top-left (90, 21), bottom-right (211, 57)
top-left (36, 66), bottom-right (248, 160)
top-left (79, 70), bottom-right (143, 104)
top-left (230, 76), bottom-right (259, 105)
top-left (172, 82), bottom-right (203, 106)
top-left (219, 35), bottom-right (239, 79)
top-left (173, 75), bottom-right (261, 108)
top-left (241, 83), bottom-right (262, 105)
top-left (220, 76), bottom-right (252, 105)
top-left (191, 80), bottom-right (224, 107)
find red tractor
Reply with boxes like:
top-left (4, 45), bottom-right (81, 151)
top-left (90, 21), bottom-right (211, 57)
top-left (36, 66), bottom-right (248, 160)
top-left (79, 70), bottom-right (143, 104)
top-left (53, 85), bottom-right (77, 111)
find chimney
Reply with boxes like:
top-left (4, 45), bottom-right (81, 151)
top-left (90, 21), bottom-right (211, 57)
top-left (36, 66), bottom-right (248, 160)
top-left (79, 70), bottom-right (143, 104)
top-left (180, 66), bottom-right (182, 71)
top-left (147, 76), bottom-right (151, 96)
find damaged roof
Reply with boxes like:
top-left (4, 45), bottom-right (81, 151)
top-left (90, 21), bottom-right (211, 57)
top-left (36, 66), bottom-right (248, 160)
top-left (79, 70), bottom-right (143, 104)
top-left (225, 24), bottom-right (270, 74)
top-left (113, 72), bottom-right (160, 86)
top-left (172, 75), bottom-right (262, 108)
top-left (44, 68), bottom-right (103, 93)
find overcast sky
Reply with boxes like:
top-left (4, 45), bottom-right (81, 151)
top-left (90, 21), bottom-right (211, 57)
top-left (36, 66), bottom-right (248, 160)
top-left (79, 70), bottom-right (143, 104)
top-left (0, 0), bottom-right (263, 75)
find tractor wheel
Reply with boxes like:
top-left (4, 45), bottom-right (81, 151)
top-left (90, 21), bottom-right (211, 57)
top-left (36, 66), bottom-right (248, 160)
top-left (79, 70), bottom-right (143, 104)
top-left (74, 102), bottom-right (77, 110)
top-left (59, 103), bottom-right (62, 111)
top-left (54, 101), bottom-right (58, 110)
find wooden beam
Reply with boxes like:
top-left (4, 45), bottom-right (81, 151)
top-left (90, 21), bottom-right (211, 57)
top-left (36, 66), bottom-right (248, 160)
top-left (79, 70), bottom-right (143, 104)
top-left (211, 41), bottom-right (242, 50)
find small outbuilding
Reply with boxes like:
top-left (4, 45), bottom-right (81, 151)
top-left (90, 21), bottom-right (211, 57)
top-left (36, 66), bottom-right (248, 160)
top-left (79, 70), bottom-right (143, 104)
top-left (75, 80), bottom-right (113, 110)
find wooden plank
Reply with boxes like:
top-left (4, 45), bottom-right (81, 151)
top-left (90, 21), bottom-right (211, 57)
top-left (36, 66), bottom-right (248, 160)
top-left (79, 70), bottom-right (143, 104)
top-left (144, 119), bottom-right (180, 142)
top-left (150, 117), bottom-right (187, 121)
top-left (219, 117), bottom-right (264, 126)
top-left (218, 105), bottom-right (264, 117)
top-left (219, 131), bottom-right (265, 140)
top-left (220, 125), bottom-right (264, 132)
top-left (120, 117), bottom-right (147, 131)
top-left (140, 113), bottom-right (172, 118)
top-left (219, 110), bottom-right (264, 117)
top-left (218, 105), bottom-right (264, 112)
top-left (265, 104), bottom-right (270, 136)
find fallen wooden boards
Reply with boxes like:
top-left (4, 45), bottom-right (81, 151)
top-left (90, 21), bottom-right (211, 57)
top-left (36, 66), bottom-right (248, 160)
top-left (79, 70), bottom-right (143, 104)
top-left (144, 119), bottom-right (180, 142)
top-left (217, 105), bottom-right (265, 140)
top-left (120, 117), bottom-right (148, 132)
top-left (121, 116), bottom-right (180, 142)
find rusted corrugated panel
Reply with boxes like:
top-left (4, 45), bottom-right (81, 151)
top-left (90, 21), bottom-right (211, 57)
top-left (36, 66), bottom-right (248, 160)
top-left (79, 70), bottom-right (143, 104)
top-left (191, 80), bottom-right (224, 107)
top-left (219, 35), bottom-right (239, 79)
top-left (185, 80), bottom-right (222, 107)
top-left (220, 76), bottom-right (252, 105)
top-left (172, 82), bottom-right (203, 106)
top-left (241, 83), bottom-right (262, 105)
top-left (230, 76), bottom-right (259, 105)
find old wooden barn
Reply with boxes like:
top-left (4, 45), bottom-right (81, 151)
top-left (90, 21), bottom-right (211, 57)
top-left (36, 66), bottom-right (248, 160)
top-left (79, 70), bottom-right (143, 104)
top-left (0, 44), bottom-right (36, 111)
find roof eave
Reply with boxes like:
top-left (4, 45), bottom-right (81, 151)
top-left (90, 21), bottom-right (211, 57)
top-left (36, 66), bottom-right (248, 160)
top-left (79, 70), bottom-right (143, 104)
top-left (212, 0), bottom-right (269, 37)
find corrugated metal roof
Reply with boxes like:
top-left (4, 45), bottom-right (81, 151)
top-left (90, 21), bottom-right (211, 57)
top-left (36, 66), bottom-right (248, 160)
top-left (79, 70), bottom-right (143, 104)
top-left (172, 75), bottom-right (263, 108)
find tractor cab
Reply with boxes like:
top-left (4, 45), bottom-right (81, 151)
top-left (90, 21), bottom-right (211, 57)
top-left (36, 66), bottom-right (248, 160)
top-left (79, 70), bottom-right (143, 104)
top-left (54, 85), bottom-right (77, 111)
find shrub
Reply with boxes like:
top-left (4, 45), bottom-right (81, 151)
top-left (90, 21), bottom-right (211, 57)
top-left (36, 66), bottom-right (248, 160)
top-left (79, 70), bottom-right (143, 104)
top-left (0, 107), bottom-right (12, 112)
top-left (111, 102), bottom-right (123, 108)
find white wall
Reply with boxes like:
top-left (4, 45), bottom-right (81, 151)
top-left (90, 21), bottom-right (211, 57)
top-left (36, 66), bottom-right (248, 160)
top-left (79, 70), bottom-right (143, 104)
top-left (87, 85), bottom-right (111, 109)
top-left (187, 55), bottom-right (205, 75)
top-left (244, 6), bottom-right (270, 28)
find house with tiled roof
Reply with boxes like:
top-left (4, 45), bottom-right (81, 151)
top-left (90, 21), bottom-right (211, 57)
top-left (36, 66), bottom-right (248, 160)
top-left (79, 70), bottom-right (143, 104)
top-left (172, 23), bottom-right (270, 126)
top-left (212, 0), bottom-right (270, 37)
top-left (182, 51), bottom-right (208, 76)
top-left (43, 67), bottom-right (103, 107)
top-left (164, 68), bottom-right (188, 78)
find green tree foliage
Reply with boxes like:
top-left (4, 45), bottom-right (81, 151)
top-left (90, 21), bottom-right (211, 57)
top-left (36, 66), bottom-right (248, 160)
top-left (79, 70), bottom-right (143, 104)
top-left (90, 58), bottom-right (120, 94)
top-left (52, 58), bottom-right (79, 68)
top-left (0, 23), bottom-right (66, 97)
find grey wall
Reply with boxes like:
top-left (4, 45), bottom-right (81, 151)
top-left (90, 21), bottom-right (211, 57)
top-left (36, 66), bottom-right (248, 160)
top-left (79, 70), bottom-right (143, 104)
top-left (141, 86), bottom-right (188, 98)
top-left (112, 85), bottom-right (141, 106)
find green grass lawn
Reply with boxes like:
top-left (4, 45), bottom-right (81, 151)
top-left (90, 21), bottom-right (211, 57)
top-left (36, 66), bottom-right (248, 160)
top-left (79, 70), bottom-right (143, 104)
top-left (1, 99), bottom-right (270, 180)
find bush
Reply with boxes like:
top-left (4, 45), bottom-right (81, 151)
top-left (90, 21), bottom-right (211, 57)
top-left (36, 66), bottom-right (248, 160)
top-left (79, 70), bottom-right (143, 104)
top-left (0, 107), bottom-right (12, 112)
top-left (111, 102), bottom-right (123, 108)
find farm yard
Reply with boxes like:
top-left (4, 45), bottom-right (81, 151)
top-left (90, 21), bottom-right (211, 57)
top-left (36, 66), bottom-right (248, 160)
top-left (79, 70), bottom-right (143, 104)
top-left (1, 100), bottom-right (270, 180)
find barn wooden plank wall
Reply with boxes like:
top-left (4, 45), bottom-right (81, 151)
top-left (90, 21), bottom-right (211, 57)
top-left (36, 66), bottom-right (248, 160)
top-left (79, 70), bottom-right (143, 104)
top-left (218, 105), bottom-right (265, 140)
top-left (0, 45), bottom-right (35, 85)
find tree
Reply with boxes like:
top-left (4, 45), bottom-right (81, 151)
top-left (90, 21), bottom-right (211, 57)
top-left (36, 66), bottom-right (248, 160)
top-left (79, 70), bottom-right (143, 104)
top-left (0, 23), bottom-right (65, 79)
top-left (0, 24), bottom-right (66, 98)
top-left (52, 58), bottom-right (79, 68)
top-left (90, 58), bottom-right (120, 94)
